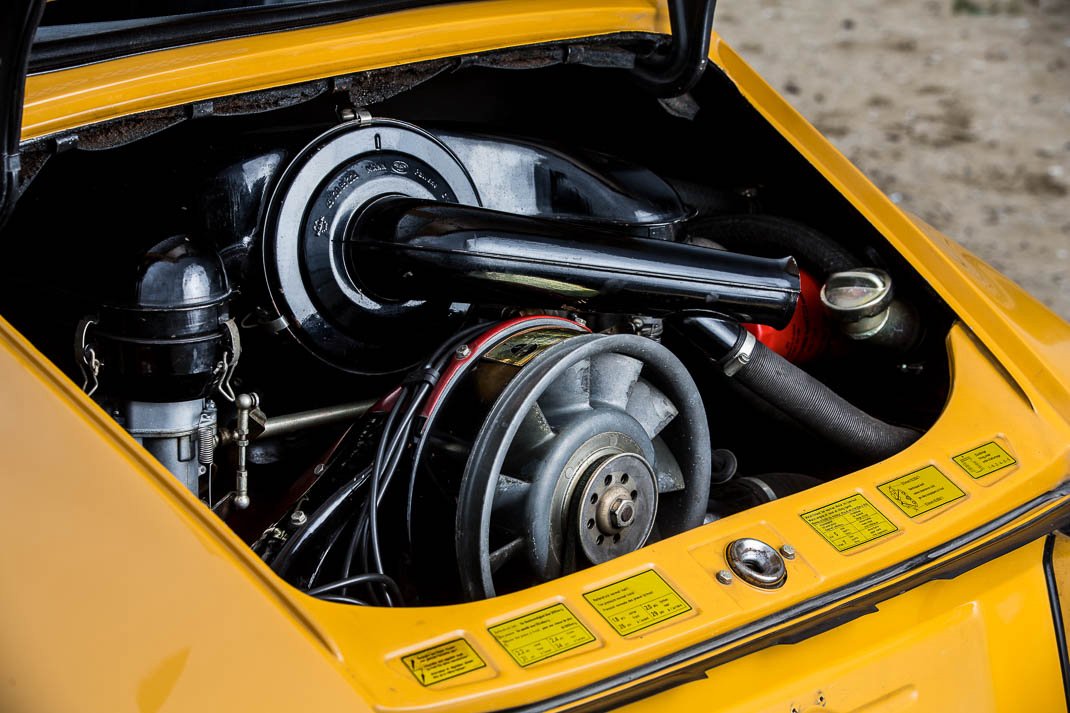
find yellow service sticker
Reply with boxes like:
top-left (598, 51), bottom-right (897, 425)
top-left (953, 442), bottom-right (1017, 479)
top-left (488, 603), bottom-right (596, 667)
top-left (801, 494), bottom-right (898, 553)
top-left (401, 638), bottom-right (485, 686)
top-left (877, 466), bottom-right (966, 518)
top-left (583, 570), bottom-right (692, 637)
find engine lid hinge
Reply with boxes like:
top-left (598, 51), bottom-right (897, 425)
top-left (0, 0), bottom-right (46, 230)
top-left (632, 0), bottom-right (717, 98)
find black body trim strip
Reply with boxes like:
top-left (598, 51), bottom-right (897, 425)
top-left (1043, 534), bottom-right (1070, 711)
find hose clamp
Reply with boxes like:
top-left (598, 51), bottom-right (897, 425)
top-left (738, 476), bottom-right (777, 503)
top-left (722, 330), bottom-right (756, 377)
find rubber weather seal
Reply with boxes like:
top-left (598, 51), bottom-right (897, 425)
top-left (499, 482), bottom-right (1070, 713)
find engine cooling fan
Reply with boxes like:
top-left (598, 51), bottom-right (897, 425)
top-left (411, 317), bottom-right (711, 600)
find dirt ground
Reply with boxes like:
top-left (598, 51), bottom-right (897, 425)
top-left (719, 0), bottom-right (1070, 319)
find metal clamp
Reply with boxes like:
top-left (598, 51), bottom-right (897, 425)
top-left (722, 330), bottom-right (756, 377)
top-left (338, 107), bottom-right (373, 124)
top-left (214, 319), bottom-right (242, 403)
top-left (74, 317), bottom-right (101, 396)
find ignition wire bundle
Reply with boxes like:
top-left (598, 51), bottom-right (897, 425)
top-left (270, 322), bottom-right (489, 606)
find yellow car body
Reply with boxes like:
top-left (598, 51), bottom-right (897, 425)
top-left (2, 2), bottom-right (1070, 712)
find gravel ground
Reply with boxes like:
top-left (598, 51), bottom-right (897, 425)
top-left (719, 0), bottom-right (1070, 319)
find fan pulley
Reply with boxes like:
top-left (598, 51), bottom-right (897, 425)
top-left (413, 317), bottom-right (711, 600)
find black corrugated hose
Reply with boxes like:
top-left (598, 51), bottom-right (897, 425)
top-left (679, 315), bottom-right (919, 462)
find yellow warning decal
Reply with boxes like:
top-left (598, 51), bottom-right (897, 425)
top-left (801, 494), bottom-right (898, 552)
top-left (401, 638), bottom-right (485, 686)
top-left (583, 570), bottom-right (692, 636)
top-left (953, 441), bottom-right (1017, 479)
top-left (877, 466), bottom-right (966, 518)
top-left (488, 603), bottom-right (596, 667)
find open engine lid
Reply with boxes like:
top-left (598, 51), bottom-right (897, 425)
top-left (24, 0), bottom-right (714, 79)
top-left (0, 0), bottom-right (717, 229)
top-left (0, 0), bottom-right (44, 230)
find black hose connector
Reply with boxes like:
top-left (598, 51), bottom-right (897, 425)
top-left (679, 316), bottom-right (920, 461)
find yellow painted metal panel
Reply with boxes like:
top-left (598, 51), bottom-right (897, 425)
top-left (21, 0), bottom-right (667, 141)
top-left (621, 538), bottom-right (1066, 713)
top-left (4, 3), bottom-right (1070, 711)
top-left (0, 314), bottom-right (371, 712)
top-left (288, 326), bottom-right (1070, 710)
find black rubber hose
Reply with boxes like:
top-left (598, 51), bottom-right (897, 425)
top-left (737, 341), bottom-right (919, 460)
top-left (679, 316), bottom-right (919, 462)
top-left (686, 214), bottom-right (861, 276)
top-left (749, 472), bottom-right (826, 498)
top-left (307, 573), bottom-right (404, 602)
top-left (708, 473), bottom-right (824, 517)
top-left (317, 594), bottom-right (369, 606)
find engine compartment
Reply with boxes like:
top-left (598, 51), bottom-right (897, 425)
top-left (0, 46), bottom-right (953, 606)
